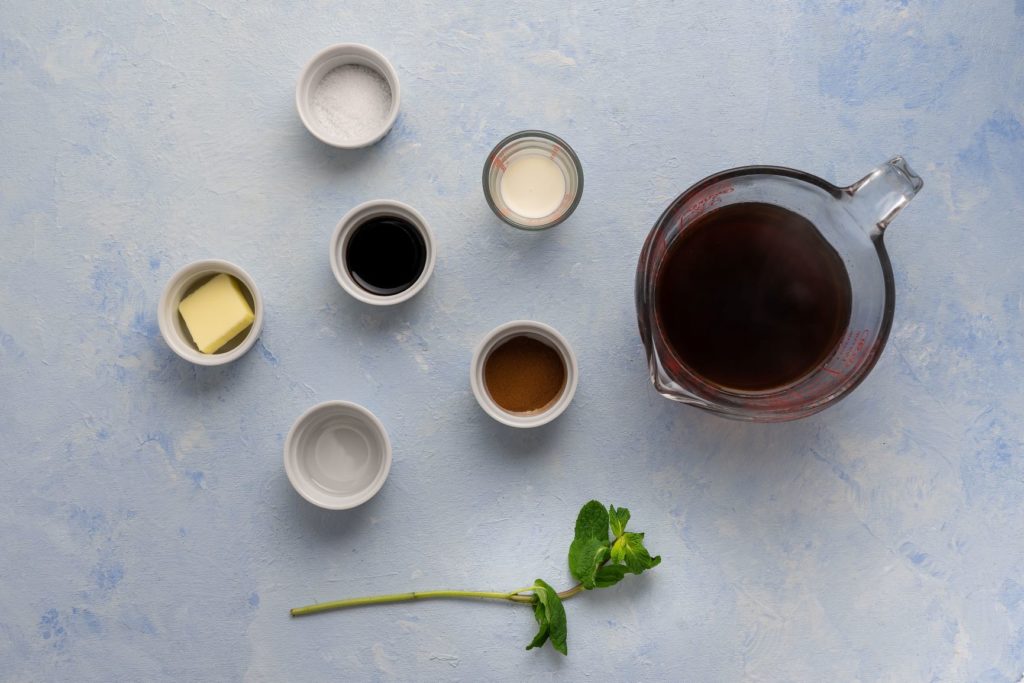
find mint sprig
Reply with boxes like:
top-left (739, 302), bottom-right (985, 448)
top-left (290, 500), bottom-right (662, 656)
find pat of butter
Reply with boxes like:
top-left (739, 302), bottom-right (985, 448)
top-left (178, 273), bottom-right (255, 354)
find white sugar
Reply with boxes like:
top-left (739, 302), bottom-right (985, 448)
top-left (312, 65), bottom-right (392, 141)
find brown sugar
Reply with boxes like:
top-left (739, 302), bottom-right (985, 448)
top-left (483, 335), bottom-right (566, 413)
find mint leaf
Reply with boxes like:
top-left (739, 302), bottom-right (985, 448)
top-left (594, 564), bottom-right (628, 588)
top-left (568, 501), bottom-right (611, 588)
top-left (612, 532), bottom-right (662, 575)
top-left (610, 535), bottom-right (626, 563)
top-left (574, 500), bottom-right (609, 543)
top-left (569, 536), bottom-right (609, 588)
top-left (609, 505), bottom-right (630, 537)
top-left (526, 600), bottom-right (550, 651)
top-left (529, 579), bottom-right (567, 655)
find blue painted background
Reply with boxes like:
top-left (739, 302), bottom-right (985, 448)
top-left (2, 1), bottom-right (1023, 680)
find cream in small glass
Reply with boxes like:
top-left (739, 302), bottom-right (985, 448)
top-left (482, 130), bottom-right (583, 230)
top-left (500, 155), bottom-right (566, 218)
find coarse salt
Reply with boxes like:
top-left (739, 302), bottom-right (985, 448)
top-left (312, 65), bottom-right (392, 141)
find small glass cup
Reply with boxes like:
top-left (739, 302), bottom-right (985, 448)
top-left (482, 130), bottom-right (583, 230)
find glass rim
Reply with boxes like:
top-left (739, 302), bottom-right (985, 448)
top-left (481, 129), bottom-right (584, 230)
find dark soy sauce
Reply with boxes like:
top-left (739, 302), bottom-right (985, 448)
top-left (346, 216), bottom-right (427, 295)
top-left (656, 202), bottom-right (852, 392)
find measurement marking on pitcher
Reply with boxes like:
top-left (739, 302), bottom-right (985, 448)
top-left (836, 329), bottom-right (871, 367)
top-left (678, 185), bottom-right (734, 225)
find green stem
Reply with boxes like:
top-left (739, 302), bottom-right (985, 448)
top-left (558, 584), bottom-right (584, 599)
top-left (291, 590), bottom-right (513, 616)
top-left (508, 586), bottom-right (540, 599)
top-left (290, 583), bottom-right (585, 617)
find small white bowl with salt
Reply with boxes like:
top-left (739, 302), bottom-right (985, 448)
top-left (296, 43), bottom-right (400, 149)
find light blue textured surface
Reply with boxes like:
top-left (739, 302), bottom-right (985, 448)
top-left (2, 1), bottom-right (1023, 680)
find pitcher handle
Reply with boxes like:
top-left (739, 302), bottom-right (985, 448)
top-left (844, 156), bottom-right (924, 235)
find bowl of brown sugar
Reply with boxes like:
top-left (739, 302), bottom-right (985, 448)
top-left (470, 320), bottom-right (578, 428)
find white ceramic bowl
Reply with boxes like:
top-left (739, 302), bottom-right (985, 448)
top-left (157, 259), bottom-right (263, 366)
top-left (284, 401), bottom-right (392, 510)
top-left (470, 320), bottom-right (579, 428)
top-left (329, 199), bottom-right (436, 306)
top-left (296, 43), bottom-right (401, 149)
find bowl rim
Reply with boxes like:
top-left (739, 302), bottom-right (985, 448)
top-left (283, 400), bottom-right (393, 510)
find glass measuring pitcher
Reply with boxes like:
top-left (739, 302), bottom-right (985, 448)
top-left (636, 157), bottom-right (923, 422)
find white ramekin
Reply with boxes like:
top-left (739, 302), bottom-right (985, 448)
top-left (470, 320), bottom-right (579, 428)
top-left (157, 259), bottom-right (263, 366)
top-left (284, 401), bottom-right (392, 510)
top-left (329, 199), bottom-right (436, 306)
top-left (296, 43), bottom-right (401, 149)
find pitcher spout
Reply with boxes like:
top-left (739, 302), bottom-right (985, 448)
top-left (844, 156), bottom-right (923, 235)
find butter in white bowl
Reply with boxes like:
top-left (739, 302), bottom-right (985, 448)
top-left (177, 273), bottom-right (255, 354)
top-left (158, 259), bottom-right (263, 366)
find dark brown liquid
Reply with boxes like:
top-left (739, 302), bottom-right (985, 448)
top-left (656, 202), bottom-right (852, 391)
top-left (484, 336), bottom-right (566, 413)
top-left (345, 216), bottom-right (427, 296)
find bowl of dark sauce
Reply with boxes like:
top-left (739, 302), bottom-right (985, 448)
top-left (330, 199), bottom-right (436, 306)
